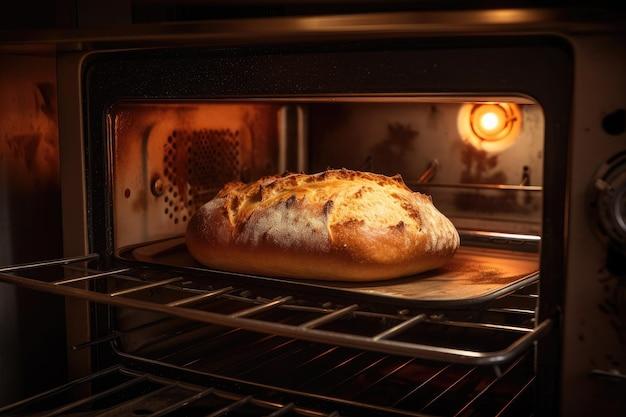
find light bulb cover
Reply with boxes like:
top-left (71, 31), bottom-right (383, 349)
top-left (457, 102), bottom-right (522, 153)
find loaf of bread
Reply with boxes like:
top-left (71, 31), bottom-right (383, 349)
top-left (186, 169), bottom-right (459, 281)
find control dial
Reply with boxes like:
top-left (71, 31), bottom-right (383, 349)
top-left (590, 151), bottom-right (626, 274)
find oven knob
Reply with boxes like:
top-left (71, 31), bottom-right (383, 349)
top-left (590, 151), bottom-right (626, 275)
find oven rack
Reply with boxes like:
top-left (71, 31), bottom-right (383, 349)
top-left (115, 324), bottom-right (536, 417)
top-left (407, 182), bottom-right (543, 192)
top-left (0, 365), bottom-right (341, 417)
top-left (0, 254), bottom-right (551, 366)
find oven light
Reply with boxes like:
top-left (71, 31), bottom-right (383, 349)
top-left (457, 102), bottom-right (522, 152)
top-left (479, 112), bottom-right (501, 132)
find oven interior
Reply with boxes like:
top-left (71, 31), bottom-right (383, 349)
top-left (1, 97), bottom-right (549, 417)
top-left (111, 98), bottom-right (543, 252)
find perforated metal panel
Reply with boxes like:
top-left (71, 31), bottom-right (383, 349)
top-left (162, 129), bottom-right (243, 225)
top-left (111, 102), bottom-right (280, 249)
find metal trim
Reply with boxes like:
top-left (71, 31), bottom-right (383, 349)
top-left (0, 254), bottom-right (98, 273)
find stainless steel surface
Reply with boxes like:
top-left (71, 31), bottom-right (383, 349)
top-left (0, 255), bottom-right (549, 366)
top-left (372, 314), bottom-right (427, 341)
top-left (108, 277), bottom-right (183, 297)
top-left (0, 254), bottom-right (98, 272)
top-left (166, 286), bottom-right (234, 307)
top-left (266, 404), bottom-right (295, 417)
top-left (52, 267), bottom-right (131, 285)
top-left (488, 308), bottom-right (535, 315)
top-left (460, 230), bottom-right (540, 242)
top-left (410, 183), bottom-right (542, 192)
top-left (229, 296), bottom-right (293, 318)
top-left (301, 305), bottom-right (359, 329)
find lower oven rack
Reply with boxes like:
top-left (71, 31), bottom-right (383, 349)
top-left (114, 328), bottom-right (536, 417)
top-left (0, 360), bottom-right (536, 417)
top-left (0, 365), bottom-right (341, 417)
top-left (0, 254), bottom-right (550, 366)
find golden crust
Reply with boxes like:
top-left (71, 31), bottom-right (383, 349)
top-left (186, 169), bottom-right (459, 281)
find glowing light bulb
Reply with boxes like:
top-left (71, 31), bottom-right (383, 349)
top-left (480, 112), bottom-right (501, 132)
top-left (458, 102), bottom-right (522, 152)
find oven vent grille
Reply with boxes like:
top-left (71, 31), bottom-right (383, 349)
top-left (163, 128), bottom-right (243, 224)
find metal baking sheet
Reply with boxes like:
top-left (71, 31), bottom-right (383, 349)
top-left (119, 237), bottom-right (539, 308)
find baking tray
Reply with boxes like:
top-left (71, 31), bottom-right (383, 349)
top-left (117, 236), bottom-right (539, 308)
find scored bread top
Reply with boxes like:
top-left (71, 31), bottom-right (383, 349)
top-left (187, 169), bottom-right (460, 280)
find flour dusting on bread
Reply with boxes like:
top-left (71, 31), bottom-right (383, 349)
top-left (238, 196), bottom-right (330, 251)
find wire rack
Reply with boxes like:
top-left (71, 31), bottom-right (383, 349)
top-left (0, 366), bottom-right (342, 417)
top-left (0, 254), bottom-right (550, 366)
top-left (113, 317), bottom-right (537, 416)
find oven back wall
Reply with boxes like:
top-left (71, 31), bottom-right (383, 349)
top-left (0, 53), bottom-right (67, 405)
top-left (308, 101), bottom-right (544, 235)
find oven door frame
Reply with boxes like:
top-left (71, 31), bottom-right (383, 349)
top-left (72, 36), bottom-right (573, 416)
